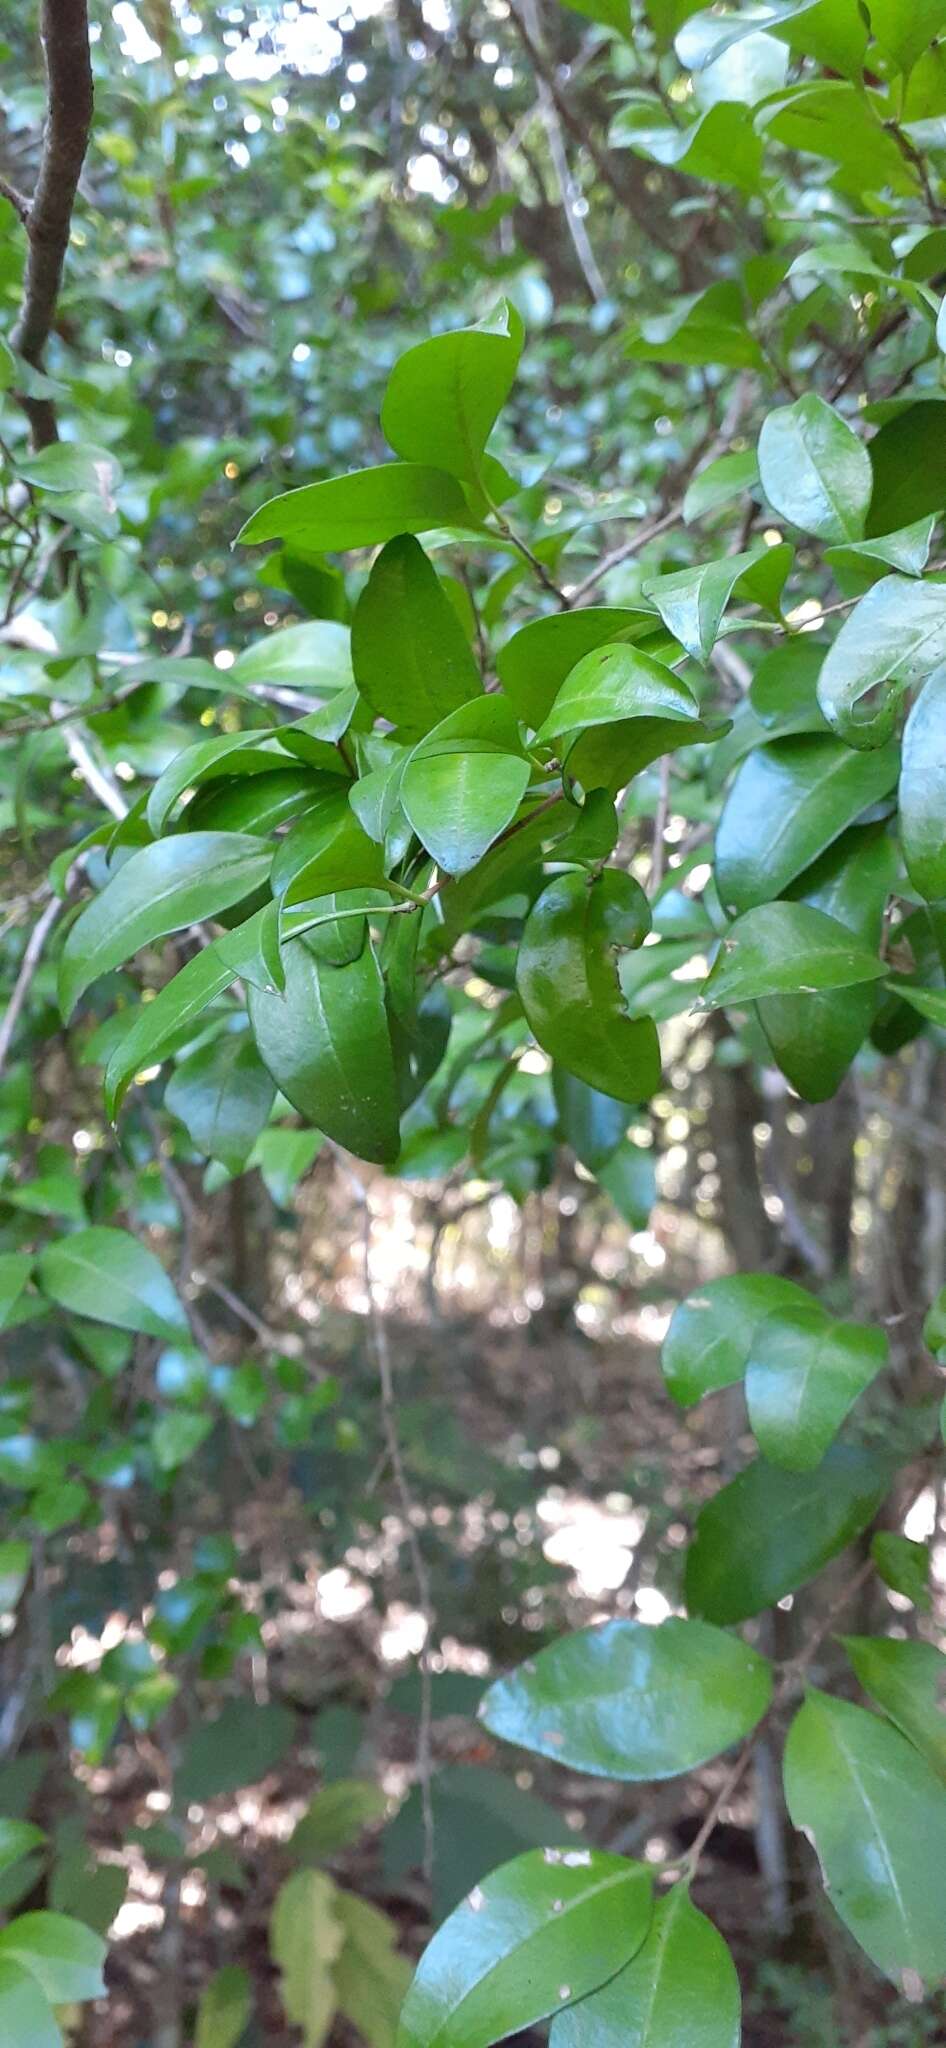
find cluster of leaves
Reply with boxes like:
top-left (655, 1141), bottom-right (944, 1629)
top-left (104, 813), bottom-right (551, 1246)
top-left (3, 0), bottom-right (946, 2040)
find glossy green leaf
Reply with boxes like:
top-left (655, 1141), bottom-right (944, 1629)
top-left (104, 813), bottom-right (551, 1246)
top-left (0, 1960), bottom-right (60, 2048)
top-left (699, 902), bottom-right (886, 1009)
top-left (237, 465), bottom-right (471, 550)
top-left (900, 663), bottom-right (946, 900)
top-left (195, 1965), bottom-right (253, 2048)
top-left (271, 1869), bottom-right (343, 2048)
top-left (381, 303), bottom-right (522, 484)
top-left (401, 697), bottom-right (529, 875)
top-left (784, 1691), bottom-right (946, 1993)
top-left (683, 447), bottom-right (760, 524)
top-left (758, 395), bottom-right (871, 542)
top-left (685, 1445), bottom-right (889, 1624)
top-left (229, 619), bottom-right (353, 692)
top-left (817, 574), bottom-right (946, 749)
top-left (870, 1532), bottom-right (931, 1610)
top-left (825, 517), bottom-right (935, 595)
top-left (59, 834), bottom-right (272, 1021)
top-left (479, 1617), bottom-right (772, 1779)
top-left (550, 1886), bottom-right (740, 2048)
top-left (37, 1227), bottom-right (188, 1343)
top-left (103, 939), bottom-right (243, 1119)
top-left (146, 731), bottom-right (286, 834)
top-left (351, 536), bottom-right (481, 732)
top-left (842, 1636), bottom-right (946, 1779)
top-left (248, 937), bottom-right (400, 1164)
top-left (396, 1849), bottom-right (653, 2048)
top-left (662, 1272), bottom-right (815, 1405)
top-left (497, 609), bottom-right (658, 730)
top-left (613, 98), bottom-right (762, 193)
top-left (273, 793), bottom-right (386, 906)
top-left (0, 1254), bottom-right (31, 1333)
top-left (624, 281), bottom-right (764, 370)
top-left (517, 870), bottom-right (660, 1104)
top-left (643, 543), bottom-right (791, 661)
top-left (0, 1912), bottom-right (105, 2003)
top-left (756, 824), bottom-right (895, 1101)
top-left (536, 646), bottom-right (699, 746)
top-left (715, 734), bottom-right (898, 916)
top-left (745, 1306), bottom-right (887, 1470)
top-left (190, 767), bottom-right (325, 837)
top-left (165, 1032), bottom-right (275, 1174)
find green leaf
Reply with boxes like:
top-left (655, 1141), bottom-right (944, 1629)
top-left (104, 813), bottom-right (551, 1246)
top-left (842, 1636), bottom-right (946, 1780)
top-left (699, 903), bottom-right (887, 1009)
top-left (869, 1532), bottom-right (931, 1610)
top-left (643, 544), bottom-right (792, 662)
top-left (756, 82), bottom-right (913, 192)
top-left (517, 870), bottom-right (660, 1104)
top-left (683, 448), bottom-right (760, 524)
top-left (229, 619), bottom-right (353, 692)
top-left (333, 1892), bottom-right (412, 2048)
top-left (784, 1691), bottom-right (946, 1993)
top-left (195, 1965), bottom-right (253, 2048)
top-left (0, 1912), bottom-right (105, 2002)
top-left (553, 1071), bottom-right (626, 1172)
top-left (237, 465), bottom-right (471, 551)
top-left (745, 1306), bottom-right (887, 1470)
top-left (0, 1959), bottom-right (60, 2048)
top-left (624, 282), bottom-right (764, 370)
top-left (479, 1617), bottom-right (772, 1779)
top-left (271, 1869), bottom-right (343, 2048)
top-left (273, 793), bottom-right (386, 906)
top-left (817, 574), bottom-right (946, 749)
top-left (496, 609), bottom-right (660, 730)
top-left (152, 1410), bottom-right (213, 1471)
top-left (351, 536), bottom-right (482, 733)
top-left (0, 1254), bottom-right (31, 1333)
top-left (0, 1822), bottom-right (44, 1876)
top-left (248, 938), bottom-right (400, 1165)
top-left (395, 1849), bottom-right (653, 2048)
top-left (103, 935), bottom-right (247, 1120)
top-left (867, 402), bottom-right (946, 534)
top-left (756, 823), bottom-right (896, 1101)
top-left (17, 441), bottom-right (120, 503)
top-left (868, 0), bottom-right (946, 75)
top-left (662, 1272), bottom-right (819, 1405)
top-left (290, 1780), bottom-right (388, 1862)
top-left (176, 1701), bottom-right (294, 1802)
top-left (612, 98), bottom-right (762, 193)
top-left (146, 732), bottom-right (287, 835)
top-left (165, 1032), bottom-right (275, 1174)
top-left (37, 1227), bottom-right (188, 1343)
top-left (900, 663), bottom-right (946, 900)
top-left (536, 646), bottom-right (700, 746)
top-left (59, 834), bottom-right (272, 1021)
top-left (550, 1885), bottom-right (740, 2048)
top-left (825, 517), bottom-right (935, 594)
top-left (381, 304), bottom-right (522, 485)
top-left (758, 396), bottom-right (871, 542)
top-left (715, 734), bottom-right (899, 916)
top-left (685, 1445), bottom-right (890, 1625)
top-left (400, 698), bottom-right (530, 875)
top-left (597, 1141), bottom-right (657, 1227)
top-left (383, 1765), bottom-right (568, 1924)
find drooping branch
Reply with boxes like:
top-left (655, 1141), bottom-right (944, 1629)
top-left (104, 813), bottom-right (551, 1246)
top-left (9, 0), bottom-right (94, 447)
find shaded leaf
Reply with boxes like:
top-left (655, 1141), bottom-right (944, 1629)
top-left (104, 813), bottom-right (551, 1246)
top-left (517, 870), bottom-right (660, 1104)
top-left (37, 1227), bottom-right (188, 1343)
top-left (685, 1445), bottom-right (890, 1624)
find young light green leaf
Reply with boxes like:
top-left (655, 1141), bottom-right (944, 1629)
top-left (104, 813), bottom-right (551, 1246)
top-left (237, 464), bottom-right (471, 551)
top-left (396, 1849), bottom-right (653, 2048)
top-left (818, 574), bottom-right (946, 749)
top-left (714, 734), bottom-right (899, 916)
top-left (842, 1636), bottom-right (946, 1780)
top-left (683, 447), bottom-right (760, 524)
top-left (165, 1032), bottom-right (276, 1175)
top-left (612, 98), bottom-right (762, 194)
top-left (745, 1306), bottom-right (887, 1470)
top-left (479, 1617), bottom-right (772, 1779)
top-left (381, 303), bottom-right (522, 484)
top-left (550, 1886), bottom-right (740, 2048)
top-left (248, 937), bottom-right (400, 1165)
top-left (351, 536), bottom-right (481, 732)
top-left (899, 663), bottom-right (946, 901)
top-left (784, 1692), bottom-right (946, 1993)
top-left (698, 903), bottom-right (886, 1009)
top-left (59, 834), bottom-right (272, 1021)
top-left (332, 1891), bottom-right (412, 2048)
top-left (291, 1780), bottom-right (388, 1863)
top-left (0, 1254), bottom-right (31, 1333)
top-left (37, 1227), bottom-right (189, 1343)
top-left (0, 1912), bottom-right (105, 2003)
top-left (685, 1445), bottom-right (890, 1625)
top-left (758, 395), bottom-right (871, 542)
top-left (517, 870), bottom-right (660, 1104)
top-left (400, 697), bottom-right (530, 875)
top-left (0, 1959), bottom-right (60, 2048)
top-left (229, 619), bottom-right (353, 692)
top-left (271, 1869), bottom-right (343, 2048)
top-left (662, 1272), bottom-right (815, 1405)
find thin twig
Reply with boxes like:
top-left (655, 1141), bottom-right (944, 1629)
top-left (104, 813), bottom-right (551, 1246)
top-left (0, 890), bottom-right (62, 1079)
